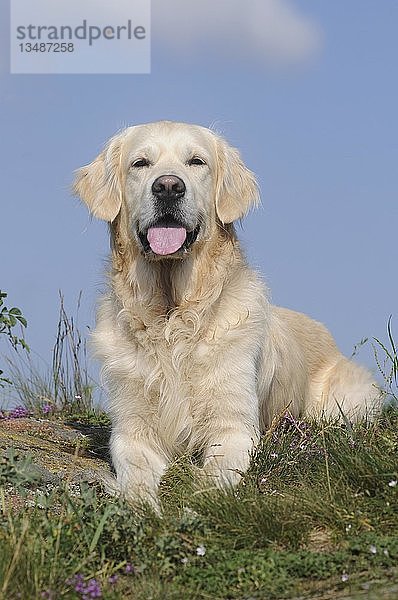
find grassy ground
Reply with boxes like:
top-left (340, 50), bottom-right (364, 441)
top-left (1, 408), bottom-right (397, 599)
top-left (1, 300), bottom-right (397, 599)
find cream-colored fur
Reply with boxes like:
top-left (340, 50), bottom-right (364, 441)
top-left (74, 120), bottom-right (381, 505)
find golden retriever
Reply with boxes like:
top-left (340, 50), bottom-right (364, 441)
top-left (74, 120), bottom-right (381, 504)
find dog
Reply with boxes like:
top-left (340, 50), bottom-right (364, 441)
top-left (74, 120), bottom-right (381, 504)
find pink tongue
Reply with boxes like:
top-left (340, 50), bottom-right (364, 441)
top-left (147, 226), bottom-right (187, 255)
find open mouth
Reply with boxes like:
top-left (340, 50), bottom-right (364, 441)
top-left (138, 217), bottom-right (200, 257)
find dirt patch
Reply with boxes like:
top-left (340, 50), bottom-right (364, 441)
top-left (0, 416), bottom-right (112, 487)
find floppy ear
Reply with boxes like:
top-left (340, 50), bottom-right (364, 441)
top-left (73, 132), bottom-right (125, 222)
top-left (215, 138), bottom-right (260, 224)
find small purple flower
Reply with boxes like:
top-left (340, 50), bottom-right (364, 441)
top-left (73, 574), bottom-right (85, 593)
top-left (67, 574), bottom-right (102, 598)
top-left (42, 403), bottom-right (53, 415)
top-left (108, 574), bottom-right (118, 585)
top-left (124, 563), bottom-right (135, 574)
top-left (85, 579), bottom-right (102, 598)
top-left (9, 406), bottom-right (30, 419)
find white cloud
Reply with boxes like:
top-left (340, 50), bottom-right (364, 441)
top-left (152, 0), bottom-right (323, 68)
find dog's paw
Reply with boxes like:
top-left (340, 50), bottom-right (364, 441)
top-left (99, 470), bottom-right (161, 512)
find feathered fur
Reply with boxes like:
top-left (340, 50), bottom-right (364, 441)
top-left (74, 121), bottom-right (381, 505)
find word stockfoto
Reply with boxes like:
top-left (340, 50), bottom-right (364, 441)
top-left (16, 20), bottom-right (146, 46)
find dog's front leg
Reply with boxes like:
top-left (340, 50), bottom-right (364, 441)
top-left (194, 342), bottom-right (262, 488)
top-left (197, 368), bottom-right (260, 489)
top-left (109, 425), bottom-right (167, 507)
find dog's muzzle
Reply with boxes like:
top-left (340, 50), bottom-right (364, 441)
top-left (138, 174), bottom-right (200, 257)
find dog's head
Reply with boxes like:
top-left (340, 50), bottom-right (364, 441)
top-left (74, 121), bottom-right (259, 260)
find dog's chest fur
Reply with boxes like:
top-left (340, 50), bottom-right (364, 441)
top-left (96, 294), bottom-right (228, 456)
top-left (94, 264), bottom-right (267, 458)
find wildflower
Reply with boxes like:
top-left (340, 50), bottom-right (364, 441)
top-left (270, 452), bottom-right (278, 459)
top-left (9, 406), bottom-right (30, 419)
top-left (69, 574), bottom-right (85, 594)
top-left (341, 572), bottom-right (349, 582)
top-left (108, 574), bottom-right (118, 585)
top-left (124, 563), bottom-right (134, 574)
top-left (388, 480), bottom-right (397, 487)
top-left (67, 574), bottom-right (102, 598)
top-left (85, 579), bottom-right (102, 598)
top-left (196, 545), bottom-right (206, 556)
top-left (181, 557), bottom-right (188, 564)
top-left (383, 549), bottom-right (389, 557)
top-left (42, 403), bottom-right (53, 415)
top-left (345, 524), bottom-right (352, 533)
top-left (369, 545), bottom-right (377, 554)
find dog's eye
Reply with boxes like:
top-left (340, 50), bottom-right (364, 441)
top-left (131, 158), bottom-right (150, 168)
top-left (187, 156), bottom-right (206, 166)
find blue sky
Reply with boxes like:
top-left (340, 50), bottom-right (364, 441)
top-left (1, 1), bottom-right (397, 395)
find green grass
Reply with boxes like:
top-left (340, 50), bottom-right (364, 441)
top-left (1, 409), bottom-right (398, 599)
top-left (1, 302), bottom-right (397, 599)
top-left (2, 292), bottom-right (105, 421)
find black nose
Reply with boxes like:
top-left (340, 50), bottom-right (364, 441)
top-left (152, 175), bottom-right (186, 201)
